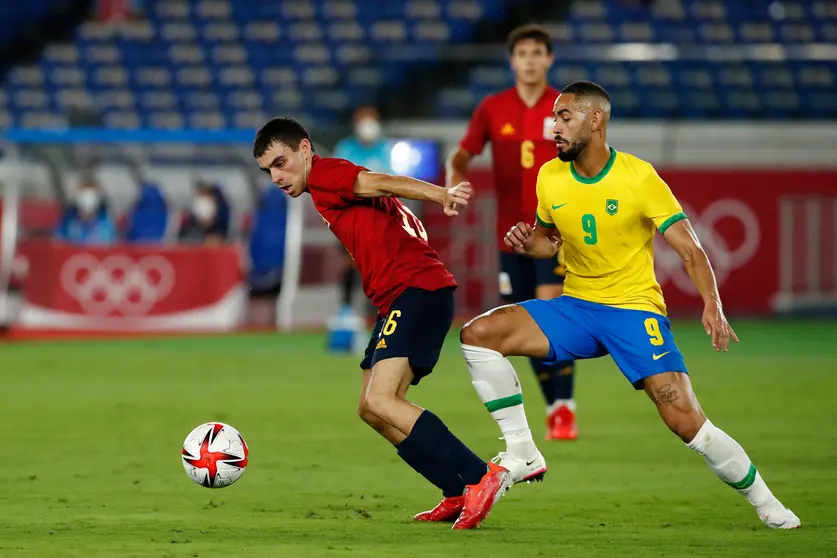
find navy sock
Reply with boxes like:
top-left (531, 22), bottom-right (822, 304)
top-left (396, 422), bottom-right (456, 496)
top-left (531, 359), bottom-right (576, 405)
top-left (552, 360), bottom-right (576, 401)
top-left (398, 410), bottom-right (486, 497)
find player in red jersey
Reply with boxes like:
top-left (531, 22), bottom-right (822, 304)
top-left (447, 24), bottom-right (579, 446)
top-left (253, 117), bottom-right (511, 530)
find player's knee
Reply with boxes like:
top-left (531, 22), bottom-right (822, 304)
top-left (357, 399), bottom-right (382, 428)
top-left (460, 315), bottom-right (504, 353)
top-left (363, 390), bottom-right (399, 423)
top-left (660, 408), bottom-right (705, 443)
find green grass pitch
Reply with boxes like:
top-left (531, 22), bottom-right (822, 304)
top-left (1, 320), bottom-right (836, 557)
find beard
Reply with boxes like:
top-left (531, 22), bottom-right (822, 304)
top-left (557, 138), bottom-right (587, 162)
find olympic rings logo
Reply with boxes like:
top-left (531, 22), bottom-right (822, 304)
top-left (60, 254), bottom-right (175, 316)
top-left (655, 199), bottom-right (761, 293)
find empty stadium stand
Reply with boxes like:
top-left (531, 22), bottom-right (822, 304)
top-left (0, 0), bottom-right (835, 126)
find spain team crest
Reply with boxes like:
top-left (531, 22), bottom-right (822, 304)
top-left (606, 199), bottom-right (618, 215)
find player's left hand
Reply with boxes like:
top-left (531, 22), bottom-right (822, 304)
top-left (444, 182), bottom-right (472, 216)
top-left (702, 300), bottom-right (740, 352)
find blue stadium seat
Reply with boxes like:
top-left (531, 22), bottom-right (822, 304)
top-left (2, 0), bottom-right (834, 125)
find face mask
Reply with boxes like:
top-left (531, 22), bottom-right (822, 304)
top-left (76, 189), bottom-right (100, 214)
top-left (355, 118), bottom-right (381, 142)
top-left (192, 196), bottom-right (217, 222)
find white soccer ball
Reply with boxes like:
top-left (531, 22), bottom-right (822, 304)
top-left (181, 422), bottom-right (249, 488)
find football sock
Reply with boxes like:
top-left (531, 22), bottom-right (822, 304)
top-left (531, 359), bottom-right (576, 407)
top-left (341, 266), bottom-right (356, 307)
top-left (530, 358), bottom-right (558, 406)
top-left (398, 410), bottom-right (486, 497)
top-left (462, 343), bottom-right (538, 459)
top-left (687, 418), bottom-right (774, 509)
top-left (397, 414), bottom-right (459, 496)
top-left (552, 359), bottom-right (576, 401)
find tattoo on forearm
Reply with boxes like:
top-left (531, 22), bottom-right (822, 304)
top-left (652, 384), bottom-right (680, 407)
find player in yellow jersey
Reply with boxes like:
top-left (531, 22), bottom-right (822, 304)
top-left (458, 81), bottom-right (800, 529)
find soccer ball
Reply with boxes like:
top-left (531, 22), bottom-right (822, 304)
top-left (181, 422), bottom-right (249, 488)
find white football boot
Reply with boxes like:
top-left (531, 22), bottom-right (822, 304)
top-left (757, 498), bottom-right (801, 529)
top-left (490, 450), bottom-right (547, 484)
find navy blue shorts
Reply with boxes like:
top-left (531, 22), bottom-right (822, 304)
top-left (520, 296), bottom-right (688, 389)
top-left (498, 251), bottom-right (565, 304)
top-left (360, 287), bottom-right (455, 385)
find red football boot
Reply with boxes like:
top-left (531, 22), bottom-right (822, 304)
top-left (413, 495), bottom-right (465, 523)
top-left (546, 403), bottom-right (578, 441)
top-left (451, 463), bottom-right (513, 530)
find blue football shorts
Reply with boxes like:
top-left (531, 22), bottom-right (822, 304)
top-left (519, 296), bottom-right (687, 389)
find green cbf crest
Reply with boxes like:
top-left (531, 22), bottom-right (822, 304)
top-left (606, 199), bottom-right (619, 216)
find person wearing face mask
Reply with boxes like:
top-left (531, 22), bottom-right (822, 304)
top-left (332, 107), bottom-right (395, 322)
top-left (178, 183), bottom-right (231, 245)
top-left (55, 176), bottom-right (117, 245)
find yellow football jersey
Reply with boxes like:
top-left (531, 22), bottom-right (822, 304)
top-left (535, 147), bottom-right (685, 315)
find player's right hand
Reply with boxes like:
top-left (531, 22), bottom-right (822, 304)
top-left (443, 182), bottom-right (472, 217)
top-left (504, 222), bottom-right (534, 254)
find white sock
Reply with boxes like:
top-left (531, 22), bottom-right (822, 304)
top-left (547, 398), bottom-right (576, 415)
top-left (461, 343), bottom-right (538, 459)
top-left (687, 418), bottom-right (775, 509)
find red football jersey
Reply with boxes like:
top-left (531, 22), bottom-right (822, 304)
top-left (459, 86), bottom-right (559, 251)
top-left (307, 155), bottom-right (457, 315)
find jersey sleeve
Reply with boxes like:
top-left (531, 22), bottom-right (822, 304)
top-left (307, 157), bottom-right (365, 208)
top-left (534, 167), bottom-right (555, 229)
top-left (639, 166), bottom-right (686, 234)
top-left (459, 98), bottom-right (491, 155)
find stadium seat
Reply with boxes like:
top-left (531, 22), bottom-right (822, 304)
top-left (2, 0), bottom-right (835, 125)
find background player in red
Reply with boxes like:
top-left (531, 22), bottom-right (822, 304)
top-left (446, 24), bottom-right (578, 440)
top-left (253, 117), bottom-right (511, 530)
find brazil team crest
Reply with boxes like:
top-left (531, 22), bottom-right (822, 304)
top-left (606, 199), bottom-right (619, 216)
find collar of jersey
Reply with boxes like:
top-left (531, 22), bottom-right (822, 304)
top-left (570, 147), bottom-right (617, 185)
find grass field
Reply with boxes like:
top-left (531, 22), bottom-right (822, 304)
top-left (1, 320), bottom-right (836, 557)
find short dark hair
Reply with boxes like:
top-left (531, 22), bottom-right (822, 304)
top-left (253, 117), bottom-right (312, 158)
top-left (561, 81), bottom-right (611, 105)
top-left (507, 24), bottom-right (553, 55)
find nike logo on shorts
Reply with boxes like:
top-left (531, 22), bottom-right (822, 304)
top-left (652, 351), bottom-right (671, 361)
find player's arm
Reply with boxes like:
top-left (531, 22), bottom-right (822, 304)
top-left (504, 222), bottom-right (561, 258)
top-left (645, 168), bottom-right (740, 352)
top-left (446, 147), bottom-right (475, 188)
top-left (661, 220), bottom-right (738, 351)
top-left (353, 171), bottom-right (472, 216)
top-left (446, 99), bottom-right (490, 187)
top-left (505, 166), bottom-right (561, 258)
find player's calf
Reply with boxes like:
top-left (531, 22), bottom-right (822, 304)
top-left (363, 358), bottom-right (424, 437)
top-left (461, 305), bottom-right (553, 481)
top-left (643, 371), bottom-right (705, 443)
top-left (358, 369), bottom-right (409, 445)
top-left (643, 372), bottom-right (800, 529)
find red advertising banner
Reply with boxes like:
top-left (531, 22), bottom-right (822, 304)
top-left (14, 241), bottom-right (246, 331)
top-left (454, 169), bottom-right (837, 316)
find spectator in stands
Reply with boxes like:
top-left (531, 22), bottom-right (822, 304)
top-left (178, 181), bottom-right (230, 245)
top-left (55, 175), bottom-right (117, 245)
top-left (333, 106), bottom-right (394, 174)
top-left (333, 106), bottom-right (395, 314)
top-left (124, 181), bottom-right (169, 243)
top-left (248, 184), bottom-right (287, 297)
